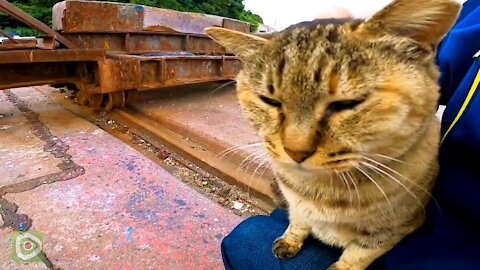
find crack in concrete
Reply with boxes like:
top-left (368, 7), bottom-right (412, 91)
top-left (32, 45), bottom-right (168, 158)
top-left (1, 90), bottom-right (85, 198)
top-left (1, 90), bottom-right (86, 269)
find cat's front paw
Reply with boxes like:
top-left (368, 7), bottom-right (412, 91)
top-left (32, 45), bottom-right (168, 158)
top-left (272, 236), bottom-right (302, 259)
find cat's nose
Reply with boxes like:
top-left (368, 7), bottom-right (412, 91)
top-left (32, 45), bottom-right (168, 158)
top-left (284, 147), bottom-right (315, 163)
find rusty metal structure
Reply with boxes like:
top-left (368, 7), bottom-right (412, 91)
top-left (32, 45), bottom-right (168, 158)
top-left (0, 0), bottom-right (244, 110)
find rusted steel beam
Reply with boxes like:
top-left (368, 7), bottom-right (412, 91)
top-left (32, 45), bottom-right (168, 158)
top-left (0, 62), bottom-right (74, 89)
top-left (0, 36), bottom-right (56, 50)
top-left (0, 42), bottom-right (36, 50)
top-left (148, 55), bottom-right (240, 88)
top-left (0, 27), bottom-right (19, 43)
top-left (53, 0), bottom-right (143, 33)
top-left (0, 0), bottom-right (76, 48)
top-left (85, 54), bottom-right (240, 94)
top-left (0, 49), bottom-right (105, 63)
top-left (62, 32), bottom-right (227, 54)
top-left (53, 0), bottom-right (250, 35)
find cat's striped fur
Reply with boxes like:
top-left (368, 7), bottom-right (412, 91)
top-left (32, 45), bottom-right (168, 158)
top-left (206, 0), bottom-right (461, 269)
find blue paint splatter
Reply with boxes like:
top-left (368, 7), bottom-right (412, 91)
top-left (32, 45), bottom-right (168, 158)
top-left (126, 227), bottom-right (134, 242)
top-left (174, 199), bottom-right (187, 207)
top-left (126, 162), bottom-right (136, 171)
top-left (144, 212), bottom-right (154, 221)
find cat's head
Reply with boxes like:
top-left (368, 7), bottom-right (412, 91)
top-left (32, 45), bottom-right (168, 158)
top-left (205, 0), bottom-right (460, 173)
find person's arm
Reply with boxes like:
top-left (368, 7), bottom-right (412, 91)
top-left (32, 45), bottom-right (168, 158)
top-left (436, 0), bottom-right (480, 105)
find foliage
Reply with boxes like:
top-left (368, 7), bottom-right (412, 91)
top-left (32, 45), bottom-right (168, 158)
top-left (0, 0), bottom-right (263, 36)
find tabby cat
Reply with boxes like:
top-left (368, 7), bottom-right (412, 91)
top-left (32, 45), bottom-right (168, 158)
top-left (205, 0), bottom-right (460, 269)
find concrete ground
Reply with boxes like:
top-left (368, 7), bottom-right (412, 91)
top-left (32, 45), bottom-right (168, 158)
top-left (0, 87), bottom-right (243, 269)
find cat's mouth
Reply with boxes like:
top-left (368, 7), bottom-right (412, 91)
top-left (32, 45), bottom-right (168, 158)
top-left (276, 157), bottom-right (360, 173)
top-left (322, 158), bottom-right (360, 171)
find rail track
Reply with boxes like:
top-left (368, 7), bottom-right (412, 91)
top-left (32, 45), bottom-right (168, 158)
top-left (1, 0), bottom-right (276, 205)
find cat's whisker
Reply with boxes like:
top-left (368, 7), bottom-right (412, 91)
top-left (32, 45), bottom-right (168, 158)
top-left (259, 159), bottom-right (272, 179)
top-left (248, 159), bottom-right (270, 194)
top-left (218, 142), bottom-right (263, 159)
top-left (244, 150), bottom-right (269, 172)
top-left (365, 153), bottom-right (407, 165)
top-left (360, 161), bottom-right (424, 210)
top-left (355, 165), bottom-right (394, 215)
top-left (338, 171), bottom-right (353, 203)
top-left (237, 150), bottom-right (261, 170)
top-left (362, 157), bottom-right (434, 197)
top-left (237, 148), bottom-right (267, 174)
top-left (361, 157), bottom-right (440, 209)
top-left (346, 171), bottom-right (361, 204)
top-left (209, 80), bottom-right (236, 95)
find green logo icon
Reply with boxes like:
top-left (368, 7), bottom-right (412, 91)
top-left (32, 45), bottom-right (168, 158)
top-left (12, 231), bottom-right (43, 263)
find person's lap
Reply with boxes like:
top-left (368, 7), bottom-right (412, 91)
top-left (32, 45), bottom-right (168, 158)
top-left (221, 209), bottom-right (341, 270)
top-left (222, 207), bottom-right (478, 270)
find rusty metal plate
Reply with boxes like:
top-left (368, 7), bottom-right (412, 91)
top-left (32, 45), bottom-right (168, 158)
top-left (53, 0), bottom-right (144, 33)
top-left (53, 0), bottom-right (250, 35)
top-left (223, 18), bottom-right (250, 33)
top-left (143, 7), bottom-right (249, 34)
top-left (98, 58), bottom-right (142, 93)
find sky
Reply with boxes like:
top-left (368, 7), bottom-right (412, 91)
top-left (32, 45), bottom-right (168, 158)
top-left (243, 0), bottom-right (466, 30)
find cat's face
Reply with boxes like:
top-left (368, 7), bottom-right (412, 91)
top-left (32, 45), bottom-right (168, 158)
top-left (206, 0), bottom-right (459, 174)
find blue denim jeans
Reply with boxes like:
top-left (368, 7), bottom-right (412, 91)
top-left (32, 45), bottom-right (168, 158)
top-left (221, 208), bottom-right (478, 270)
top-left (221, 209), bottom-right (341, 270)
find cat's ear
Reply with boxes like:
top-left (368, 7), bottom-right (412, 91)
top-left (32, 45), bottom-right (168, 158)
top-left (205, 27), bottom-right (267, 59)
top-left (360, 0), bottom-right (461, 46)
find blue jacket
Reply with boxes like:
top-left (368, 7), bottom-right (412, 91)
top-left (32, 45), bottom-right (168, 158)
top-left (376, 0), bottom-right (480, 268)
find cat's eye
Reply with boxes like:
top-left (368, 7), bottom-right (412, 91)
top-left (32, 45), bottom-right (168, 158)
top-left (327, 99), bottom-right (364, 113)
top-left (259, 95), bottom-right (282, 108)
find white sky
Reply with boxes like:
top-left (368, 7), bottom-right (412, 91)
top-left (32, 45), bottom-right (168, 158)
top-left (244, 0), bottom-right (467, 30)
